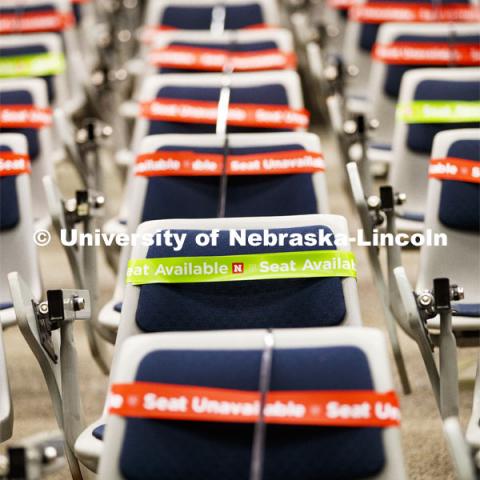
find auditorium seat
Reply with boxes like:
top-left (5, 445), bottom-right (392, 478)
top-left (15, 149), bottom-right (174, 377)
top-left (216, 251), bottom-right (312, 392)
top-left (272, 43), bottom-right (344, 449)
top-left (417, 129), bottom-right (480, 332)
top-left (0, 78), bottom-right (55, 228)
top-left (388, 68), bottom-right (480, 233)
top-left (99, 132), bottom-right (328, 341)
top-left (97, 327), bottom-right (406, 479)
top-left (366, 23), bottom-right (480, 163)
top-left (0, 133), bottom-right (42, 328)
top-left (76, 213), bottom-right (362, 471)
top-left (342, 0), bottom-right (476, 101)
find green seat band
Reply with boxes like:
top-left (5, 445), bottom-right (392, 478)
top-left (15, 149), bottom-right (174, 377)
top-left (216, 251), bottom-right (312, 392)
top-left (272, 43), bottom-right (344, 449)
top-left (126, 250), bottom-right (357, 285)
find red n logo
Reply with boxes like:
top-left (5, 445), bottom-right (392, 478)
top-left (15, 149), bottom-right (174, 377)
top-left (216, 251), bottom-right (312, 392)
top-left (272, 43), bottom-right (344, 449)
top-left (232, 262), bottom-right (244, 274)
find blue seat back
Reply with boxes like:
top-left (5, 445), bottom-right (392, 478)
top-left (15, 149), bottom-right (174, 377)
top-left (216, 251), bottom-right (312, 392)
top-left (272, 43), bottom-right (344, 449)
top-left (135, 226), bottom-right (347, 333)
top-left (159, 40), bottom-right (279, 74)
top-left (407, 79), bottom-right (480, 153)
top-left (141, 143), bottom-right (317, 221)
top-left (0, 146), bottom-right (20, 231)
top-left (147, 84), bottom-right (291, 135)
top-left (384, 33), bottom-right (480, 98)
top-left (147, 84), bottom-right (288, 135)
top-left (438, 139), bottom-right (480, 231)
top-left (0, 90), bottom-right (41, 161)
top-left (160, 4), bottom-right (264, 30)
top-left (358, 0), bottom-right (470, 52)
top-left (119, 346), bottom-right (385, 480)
top-left (0, 3), bottom-right (57, 16)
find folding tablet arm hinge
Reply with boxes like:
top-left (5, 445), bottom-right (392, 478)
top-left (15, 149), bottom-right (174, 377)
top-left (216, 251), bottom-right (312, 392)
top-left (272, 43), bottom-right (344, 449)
top-left (415, 279), bottom-right (464, 350)
top-left (63, 190), bottom-right (105, 237)
top-left (324, 56), bottom-right (359, 97)
top-left (32, 289), bottom-right (91, 363)
top-left (310, 11), bottom-right (343, 49)
top-left (366, 185), bottom-right (406, 235)
top-left (417, 278), bottom-right (463, 418)
top-left (416, 280), bottom-right (464, 322)
top-left (343, 112), bottom-right (378, 147)
top-left (0, 435), bottom-right (65, 480)
top-left (76, 119), bottom-right (112, 155)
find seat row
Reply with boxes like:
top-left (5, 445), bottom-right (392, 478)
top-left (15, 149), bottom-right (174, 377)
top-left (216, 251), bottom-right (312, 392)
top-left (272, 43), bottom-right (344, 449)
top-left (0, 0), bottom-right (479, 479)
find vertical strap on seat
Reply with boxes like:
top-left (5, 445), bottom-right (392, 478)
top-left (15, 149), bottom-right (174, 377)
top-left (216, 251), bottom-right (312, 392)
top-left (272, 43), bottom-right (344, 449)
top-left (250, 330), bottom-right (275, 480)
top-left (216, 42), bottom-right (234, 218)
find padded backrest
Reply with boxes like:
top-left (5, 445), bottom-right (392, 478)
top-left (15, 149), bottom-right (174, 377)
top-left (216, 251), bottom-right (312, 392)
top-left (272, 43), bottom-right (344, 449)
top-left (171, 40), bottom-right (278, 51)
top-left (358, 0), bottom-right (471, 52)
top-left (0, 132), bottom-right (42, 304)
top-left (0, 3), bottom-right (58, 16)
top-left (141, 143), bottom-right (318, 221)
top-left (135, 225), bottom-right (347, 333)
top-left (384, 33), bottom-right (480, 98)
top-left (0, 44), bottom-right (55, 103)
top-left (438, 138), bottom-right (480, 231)
top-left (147, 84), bottom-right (290, 135)
top-left (0, 90), bottom-right (40, 161)
top-left (0, 145), bottom-right (20, 231)
top-left (407, 79), bottom-right (480, 153)
top-left (119, 345), bottom-right (385, 480)
top-left (159, 40), bottom-right (280, 74)
top-left (160, 4), bottom-right (264, 30)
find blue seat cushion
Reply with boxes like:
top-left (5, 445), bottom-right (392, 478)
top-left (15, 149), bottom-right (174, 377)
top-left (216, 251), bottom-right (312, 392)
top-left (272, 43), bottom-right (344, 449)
top-left (141, 143), bottom-right (317, 221)
top-left (135, 225), bottom-right (347, 333)
top-left (438, 139), bottom-right (480, 232)
top-left (369, 142), bottom-right (391, 151)
top-left (92, 424), bottom-right (105, 440)
top-left (0, 45), bottom-right (55, 103)
top-left (397, 211), bottom-right (424, 223)
top-left (384, 34), bottom-right (480, 99)
top-left (0, 90), bottom-right (40, 161)
top-left (161, 4), bottom-right (264, 30)
top-left (147, 84), bottom-right (291, 135)
top-left (119, 346), bottom-right (385, 480)
top-left (452, 303), bottom-right (480, 317)
top-left (159, 40), bottom-right (279, 74)
top-left (407, 80), bottom-right (480, 153)
top-left (0, 146), bottom-right (20, 231)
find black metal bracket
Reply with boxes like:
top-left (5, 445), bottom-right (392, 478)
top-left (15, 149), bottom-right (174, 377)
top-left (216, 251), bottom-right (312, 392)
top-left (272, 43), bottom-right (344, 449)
top-left (366, 185), bottom-right (406, 229)
top-left (64, 190), bottom-right (105, 230)
top-left (343, 112), bottom-right (379, 148)
top-left (415, 278), bottom-right (464, 350)
top-left (324, 55), bottom-right (346, 96)
top-left (31, 290), bottom-right (90, 363)
top-left (1, 436), bottom-right (65, 480)
top-left (76, 119), bottom-right (112, 154)
top-left (417, 279), bottom-right (464, 320)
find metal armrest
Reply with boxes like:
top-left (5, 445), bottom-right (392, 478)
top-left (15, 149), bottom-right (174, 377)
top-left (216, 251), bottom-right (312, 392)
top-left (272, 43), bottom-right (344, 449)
top-left (443, 416), bottom-right (477, 480)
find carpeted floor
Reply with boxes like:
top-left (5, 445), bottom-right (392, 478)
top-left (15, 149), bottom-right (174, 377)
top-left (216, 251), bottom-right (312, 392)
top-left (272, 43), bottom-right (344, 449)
top-left (0, 126), bottom-right (475, 479)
